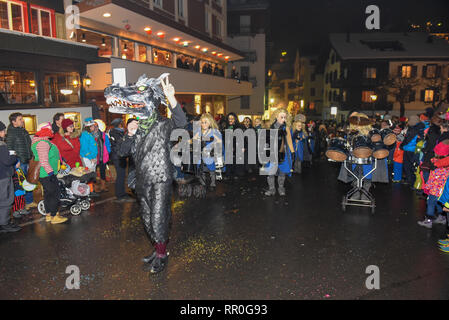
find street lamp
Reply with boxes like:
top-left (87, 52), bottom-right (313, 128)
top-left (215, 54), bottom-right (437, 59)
top-left (370, 94), bottom-right (378, 116)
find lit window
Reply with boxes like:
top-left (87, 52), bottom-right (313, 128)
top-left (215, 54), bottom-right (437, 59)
top-left (153, 48), bottom-right (172, 67)
top-left (0, 70), bottom-right (37, 105)
top-left (401, 65), bottom-right (412, 78)
top-left (138, 44), bottom-right (148, 63)
top-left (365, 67), bottom-right (377, 79)
top-left (362, 90), bottom-right (376, 103)
top-left (30, 6), bottom-right (53, 37)
top-left (76, 29), bottom-right (113, 57)
top-left (120, 39), bottom-right (135, 61)
top-left (0, 0), bottom-right (24, 32)
top-left (425, 90), bottom-right (434, 102)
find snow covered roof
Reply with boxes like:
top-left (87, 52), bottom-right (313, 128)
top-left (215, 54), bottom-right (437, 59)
top-left (330, 32), bottom-right (449, 60)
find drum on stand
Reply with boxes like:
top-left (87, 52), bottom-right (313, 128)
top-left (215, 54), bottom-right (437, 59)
top-left (352, 135), bottom-right (373, 159)
top-left (381, 128), bottom-right (396, 146)
top-left (372, 141), bottom-right (389, 159)
top-left (368, 129), bottom-right (382, 143)
top-left (326, 138), bottom-right (349, 162)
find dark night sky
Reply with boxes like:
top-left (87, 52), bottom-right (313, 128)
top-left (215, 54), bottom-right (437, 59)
top-left (270, 0), bottom-right (449, 58)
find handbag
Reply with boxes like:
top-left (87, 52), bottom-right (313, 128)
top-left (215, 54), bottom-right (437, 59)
top-left (27, 157), bottom-right (41, 184)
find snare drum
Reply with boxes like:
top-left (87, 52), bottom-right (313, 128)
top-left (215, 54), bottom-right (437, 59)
top-left (372, 141), bottom-right (389, 159)
top-left (380, 128), bottom-right (396, 146)
top-left (352, 135), bottom-right (373, 159)
top-left (347, 155), bottom-right (373, 165)
top-left (368, 129), bottom-right (382, 143)
top-left (326, 138), bottom-right (349, 162)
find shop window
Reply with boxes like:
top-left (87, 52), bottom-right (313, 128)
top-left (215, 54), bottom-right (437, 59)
top-left (153, 48), bottom-right (172, 67)
top-left (22, 114), bottom-right (37, 135)
top-left (77, 30), bottom-right (113, 57)
top-left (0, 0), bottom-right (24, 32)
top-left (0, 70), bottom-right (37, 105)
top-left (120, 39), bottom-right (135, 61)
top-left (30, 6), bottom-right (54, 36)
top-left (43, 72), bottom-right (80, 105)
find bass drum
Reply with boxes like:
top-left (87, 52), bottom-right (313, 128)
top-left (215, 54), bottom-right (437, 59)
top-left (381, 128), bottom-right (396, 146)
top-left (352, 135), bottom-right (373, 159)
top-left (372, 141), bottom-right (389, 159)
top-left (326, 138), bottom-right (349, 162)
top-left (368, 129), bottom-right (382, 143)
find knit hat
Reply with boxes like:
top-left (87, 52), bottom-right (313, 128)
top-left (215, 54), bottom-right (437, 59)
top-left (84, 117), bottom-right (95, 126)
top-left (35, 122), bottom-right (54, 138)
top-left (434, 142), bottom-right (449, 157)
top-left (0, 121), bottom-right (5, 131)
top-left (61, 118), bottom-right (74, 130)
top-left (407, 115), bottom-right (420, 126)
top-left (111, 118), bottom-right (123, 128)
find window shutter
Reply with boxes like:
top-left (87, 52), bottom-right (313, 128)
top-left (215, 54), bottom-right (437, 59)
top-left (409, 90), bottom-right (415, 102)
top-left (435, 90), bottom-right (440, 101)
top-left (420, 90), bottom-right (425, 102)
top-left (436, 65), bottom-right (442, 78)
top-left (398, 66), bottom-right (402, 77)
top-left (422, 65), bottom-right (427, 78)
top-left (412, 66), bottom-right (417, 77)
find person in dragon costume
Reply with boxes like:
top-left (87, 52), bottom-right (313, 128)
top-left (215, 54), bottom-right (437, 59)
top-left (104, 73), bottom-right (187, 273)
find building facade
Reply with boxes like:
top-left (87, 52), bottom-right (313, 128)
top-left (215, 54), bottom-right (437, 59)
top-left (226, 0), bottom-right (269, 122)
top-left (323, 33), bottom-right (449, 120)
top-left (71, 0), bottom-right (252, 123)
top-left (0, 0), bottom-right (105, 132)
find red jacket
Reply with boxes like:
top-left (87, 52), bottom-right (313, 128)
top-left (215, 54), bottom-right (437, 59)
top-left (52, 133), bottom-right (82, 168)
top-left (393, 141), bottom-right (404, 164)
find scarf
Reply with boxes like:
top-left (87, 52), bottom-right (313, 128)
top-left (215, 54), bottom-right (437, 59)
top-left (138, 112), bottom-right (158, 135)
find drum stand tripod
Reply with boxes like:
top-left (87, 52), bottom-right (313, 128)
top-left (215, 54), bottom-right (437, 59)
top-left (342, 157), bottom-right (377, 214)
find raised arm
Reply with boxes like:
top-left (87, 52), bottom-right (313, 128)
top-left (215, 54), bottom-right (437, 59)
top-left (161, 75), bottom-right (187, 129)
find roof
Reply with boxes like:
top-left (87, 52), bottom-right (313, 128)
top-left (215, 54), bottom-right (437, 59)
top-left (330, 32), bottom-right (449, 60)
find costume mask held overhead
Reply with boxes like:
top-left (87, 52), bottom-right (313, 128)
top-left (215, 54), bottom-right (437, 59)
top-left (105, 73), bottom-right (187, 274)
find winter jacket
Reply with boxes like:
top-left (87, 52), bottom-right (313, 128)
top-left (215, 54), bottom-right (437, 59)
top-left (52, 133), bottom-right (82, 168)
top-left (109, 128), bottom-right (125, 161)
top-left (393, 141), bottom-right (404, 164)
top-left (421, 123), bottom-right (441, 167)
top-left (96, 131), bottom-right (110, 164)
top-left (31, 137), bottom-right (60, 178)
top-left (402, 122), bottom-right (425, 152)
top-left (0, 140), bottom-right (17, 180)
top-left (6, 125), bottom-right (32, 164)
top-left (79, 131), bottom-right (98, 160)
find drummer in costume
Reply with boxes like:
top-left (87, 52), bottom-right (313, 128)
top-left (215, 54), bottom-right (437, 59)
top-left (337, 112), bottom-right (389, 200)
top-left (264, 108), bottom-right (294, 196)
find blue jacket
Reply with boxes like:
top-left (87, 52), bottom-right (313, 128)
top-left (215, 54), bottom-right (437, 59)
top-left (80, 131), bottom-right (98, 160)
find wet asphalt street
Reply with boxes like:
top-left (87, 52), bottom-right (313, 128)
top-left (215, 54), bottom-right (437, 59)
top-left (1, 160), bottom-right (449, 300)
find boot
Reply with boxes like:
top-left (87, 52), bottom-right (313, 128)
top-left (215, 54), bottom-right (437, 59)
top-left (51, 213), bottom-right (68, 224)
top-left (100, 179), bottom-right (109, 193)
top-left (265, 176), bottom-right (276, 196)
top-left (148, 255), bottom-right (169, 274)
top-left (278, 175), bottom-right (286, 196)
top-left (142, 252), bottom-right (157, 264)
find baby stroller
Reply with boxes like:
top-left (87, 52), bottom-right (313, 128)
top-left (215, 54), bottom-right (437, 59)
top-left (37, 166), bottom-right (94, 216)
